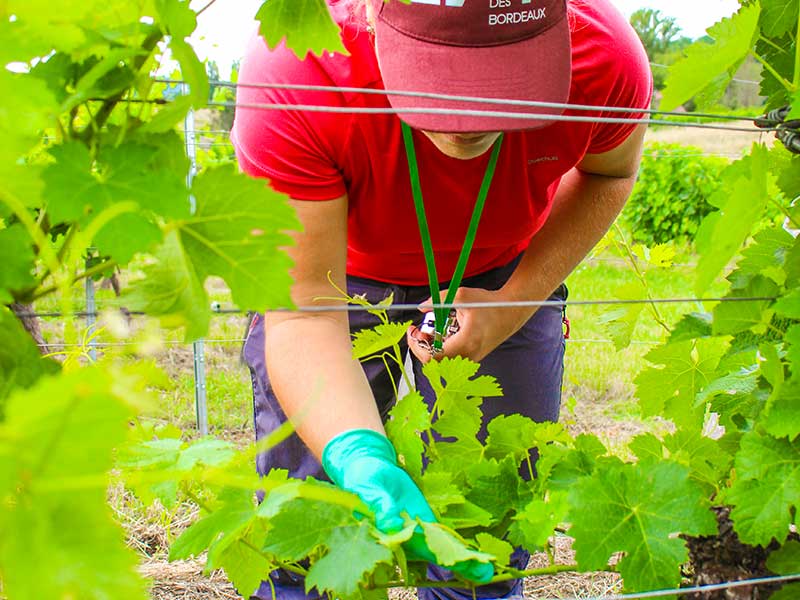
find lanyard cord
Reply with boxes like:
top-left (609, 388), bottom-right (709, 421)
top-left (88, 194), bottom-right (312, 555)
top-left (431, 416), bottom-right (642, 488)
top-left (400, 122), bottom-right (504, 351)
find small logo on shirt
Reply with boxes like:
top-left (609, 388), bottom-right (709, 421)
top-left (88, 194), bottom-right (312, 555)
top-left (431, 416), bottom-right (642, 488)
top-left (528, 156), bottom-right (560, 165)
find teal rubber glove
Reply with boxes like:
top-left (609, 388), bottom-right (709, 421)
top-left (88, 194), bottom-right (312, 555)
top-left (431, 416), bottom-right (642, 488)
top-left (322, 429), bottom-right (493, 584)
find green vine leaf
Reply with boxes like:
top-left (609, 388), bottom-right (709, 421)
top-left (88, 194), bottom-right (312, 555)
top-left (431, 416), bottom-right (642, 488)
top-left (352, 321), bottom-right (411, 360)
top-left (695, 145), bottom-right (774, 294)
top-left (766, 539), bottom-right (800, 600)
top-left (569, 461), bottom-right (716, 592)
top-left (211, 520), bottom-right (274, 599)
top-left (508, 492), bottom-right (569, 552)
top-left (306, 522), bottom-right (393, 599)
top-left (635, 338), bottom-right (728, 429)
top-left (0, 308), bottom-right (60, 415)
top-left (124, 165), bottom-right (299, 340)
top-left (725, 432), bottom-right (800, 546)
top-left (256, 0), bottom-right (348, 59)
top-left (169, 488), bottom-right (256, 561)
top-left (386, 390), bottom-right (431, 477)
top-left (0, 225), bottom-right (36, 303)
top-left (712, 275), bottom-right (779, 335)
top-left (0, 366), bottom-right (151, 599)
top-left (419, 522), bottom-right (493, 567)
top-left (261, 498), bottom-right (354, 561)
top-left (661, 3), bottom-right (760, 111)
top-left (761, 0), bottom-right (800, 38)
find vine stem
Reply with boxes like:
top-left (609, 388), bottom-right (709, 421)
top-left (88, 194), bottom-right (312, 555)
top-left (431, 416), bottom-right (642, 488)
top-left (31, 258), bottom-right (118, 302)
top-left (612, 224), bottom-right (672, 335)
top-left (378, 564), bottom-right (578, 590)
top-left (195, 0), bottom-right (220, 16)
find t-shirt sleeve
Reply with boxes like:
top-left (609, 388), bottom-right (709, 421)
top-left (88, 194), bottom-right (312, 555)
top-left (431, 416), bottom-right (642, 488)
top-left (583, 8), bottom-right (653, 155)
top-left (231, 34), bottom-right (349, 201)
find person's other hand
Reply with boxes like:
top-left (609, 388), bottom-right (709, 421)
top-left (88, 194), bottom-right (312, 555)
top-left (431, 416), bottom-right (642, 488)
top-left (322, 429), bottom-right (493, 583)
top-left (407, 287), bottom-right (533, 364)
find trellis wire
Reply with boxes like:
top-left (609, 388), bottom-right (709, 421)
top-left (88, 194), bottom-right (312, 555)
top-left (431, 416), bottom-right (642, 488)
top-left (212, 100), bottom-right (771, 134)
top-left (164, 77), bottom-right (763, 124)
top-left (14, 295), bottom-right (776, 320)
top-left (555, 573), bottom-right (800, 600)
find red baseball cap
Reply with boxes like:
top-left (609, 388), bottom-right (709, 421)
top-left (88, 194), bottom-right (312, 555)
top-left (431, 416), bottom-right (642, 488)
top-left (369, 0), bottom-right (572, 133)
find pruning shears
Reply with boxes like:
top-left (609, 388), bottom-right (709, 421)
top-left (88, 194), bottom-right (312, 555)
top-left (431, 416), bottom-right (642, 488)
top-left (754, 105), bottom-right (800, 154)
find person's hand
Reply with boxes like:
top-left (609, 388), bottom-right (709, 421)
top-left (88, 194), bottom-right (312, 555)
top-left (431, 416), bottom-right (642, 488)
top-left (407, 287), bottom-right (534, 364)
top-left (322, 429), bottom-right (493, 583)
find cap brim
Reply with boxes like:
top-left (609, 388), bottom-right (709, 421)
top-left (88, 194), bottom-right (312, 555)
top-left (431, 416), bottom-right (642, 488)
top-left (375, 19), bottom-right (571, 133)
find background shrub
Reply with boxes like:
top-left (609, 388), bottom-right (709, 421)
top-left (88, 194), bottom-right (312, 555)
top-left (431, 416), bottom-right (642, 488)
top-left (622, 142), bottom-right (729, 245)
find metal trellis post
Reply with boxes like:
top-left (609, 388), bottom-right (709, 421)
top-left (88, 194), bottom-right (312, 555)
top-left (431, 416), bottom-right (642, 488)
top-left (183, 87), bottom-right (209, 436)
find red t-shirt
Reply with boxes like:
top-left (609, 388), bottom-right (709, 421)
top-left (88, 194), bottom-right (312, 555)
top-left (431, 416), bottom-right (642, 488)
top-left (232, 0), bottom-right (652, 286)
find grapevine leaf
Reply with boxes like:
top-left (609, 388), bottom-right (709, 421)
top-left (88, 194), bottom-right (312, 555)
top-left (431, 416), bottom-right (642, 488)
top-left (695, 147), bottom-right (774, 294)
top-left (775, 287), bottom-right (800, 319)
top-left (119, 437), bottom-right (236, 507)
top-left (43, 139), bottom-right (190, 226)
top-left (661, 4), bottom-right (760, 111)
top-left (0, 367), bottom-right (150, 600)
top-left (508, 492), bottom-right (569, 552)
top-left (423, 356), bottom-right (503, 403)
top-left (352, 321), bottom-right (411, 360)
top-left (122, 231), bottom-right (209, 342)
top-left (433, 394), bottom-right (482, 443)
top-left (261, 498), bottom-right (353, 561)
top-left (475, 533), bottom-right (514, 565)
top-left (256, 0), bottom-right (347, 59)
top-left (536, 434), bottom-right (607, 491)
top-left (632, 431), bottom-right (732, 495)
top-left (485, 413), bottom-right (540, 462)
top-left (386, 390), bottom-right (431, 477)
top-left (0, 308), bottom-right (60, 416)
top-left (766, 539), bottom-right (800, 598)
top-left (169, 37), bottom-right (209, 109)
top-left (569, 461), bottom-right (716, 592)
top-left (668, 312), bottom-right (713, 342)
top-left (306, 522), bottom-right (393, 598)
top-left (737, 227), bottom-right (793, 283)
top-left (598, 282), bottom-right (645, 351)
top-left (183, 165), bottom-right (298, 312)
top-left (213, 522), bottom-right (274, 599)
top-left (0, 225), bottom-right (36, 303)
top-left (419, 522), bottom-right (493, 567)
top-left (94, 212), bottom-right (163, 264)
top-left (124, 166), bottom-right (299, 340)
top-left (0, 69), bottom-right (58, 161)
top-left (420, 471), bottom-right (465, 513)
top-left (761, 378), bottom-right (800, 440)
top-left (767, 539), bottom-right (800, 574)
top-left (439, 501), bottom-right (494, 529)
top-left (725, 432), bottom-right (800, 545)
top-left (761, 0), bottom-right (800, 37)
top-left (155, 0), bottom-right (197, 39)
top-left (464, 457), bottom-right (522, 525)
top-left (712, 276), bottom-right (779, 335)
top-left (170, 488), bottom-right (256, 560)
top-left (635, 338), bottom-right (728, 428)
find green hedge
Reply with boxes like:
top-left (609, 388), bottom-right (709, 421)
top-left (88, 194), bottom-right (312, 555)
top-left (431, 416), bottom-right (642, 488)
top-left (622, 142), bottom-right (729, 245)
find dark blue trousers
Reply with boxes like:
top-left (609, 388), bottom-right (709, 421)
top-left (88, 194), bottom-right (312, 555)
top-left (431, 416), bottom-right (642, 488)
top-left (244, 257), bottom-right (567, 600)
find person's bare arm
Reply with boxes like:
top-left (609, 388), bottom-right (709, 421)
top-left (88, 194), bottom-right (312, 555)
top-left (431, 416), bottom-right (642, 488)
top-left (409, 123), bottom-right (648, 362)
top-left (264, 194), bottom-right (384, 459)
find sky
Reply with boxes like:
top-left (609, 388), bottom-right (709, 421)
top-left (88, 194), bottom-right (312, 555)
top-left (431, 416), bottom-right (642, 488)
top-left (188, 0), bottom-right (741, 77)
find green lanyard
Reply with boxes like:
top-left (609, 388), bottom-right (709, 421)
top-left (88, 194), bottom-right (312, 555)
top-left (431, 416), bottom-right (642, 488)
top-left (400, 122), bottom-right (504, 352)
